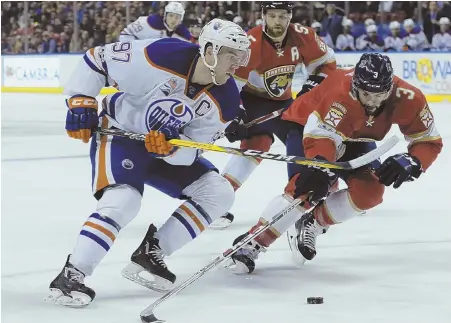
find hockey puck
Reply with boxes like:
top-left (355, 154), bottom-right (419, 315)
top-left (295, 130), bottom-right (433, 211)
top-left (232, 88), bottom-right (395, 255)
top-left (307, 297), bottom-right (323, 304)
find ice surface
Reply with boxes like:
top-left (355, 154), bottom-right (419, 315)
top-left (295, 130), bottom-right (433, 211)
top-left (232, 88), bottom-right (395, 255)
top-left (1, 93), bottom-right (450, 323)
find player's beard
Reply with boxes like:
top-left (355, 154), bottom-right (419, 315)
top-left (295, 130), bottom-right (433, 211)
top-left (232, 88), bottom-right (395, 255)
top-left (266, 25), bottom-right (286, 38)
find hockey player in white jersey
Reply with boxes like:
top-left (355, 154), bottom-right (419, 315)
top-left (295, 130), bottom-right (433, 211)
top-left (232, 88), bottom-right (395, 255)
top-left (335, 18), bottom-right (356, 51)
top-left (356, 24), bottom-right (385, 51)
top-left (431, 17), bottom-right (451, 51)
top-left (119, 2), bottom-right (192, 42)
top-left (384, 21), bottom-right (406, 52)
top-left (402, 18), bottom-right (429, 51)
top-left (46, 18), bottom-right (250, 307)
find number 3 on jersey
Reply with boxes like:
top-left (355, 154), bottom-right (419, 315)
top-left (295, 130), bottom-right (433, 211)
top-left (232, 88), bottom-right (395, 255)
top-left (112, 42), bottom-right (132, 63)
top-left (396, 87), bottom-right (415, 100)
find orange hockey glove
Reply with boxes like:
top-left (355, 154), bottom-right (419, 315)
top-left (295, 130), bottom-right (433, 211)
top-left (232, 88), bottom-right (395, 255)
top-left (145, 126), bottom-right (180, 157)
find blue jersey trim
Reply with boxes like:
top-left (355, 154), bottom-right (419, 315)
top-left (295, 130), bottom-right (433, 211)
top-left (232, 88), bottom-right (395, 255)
top-left (144, 39), bottom-right (199, 79)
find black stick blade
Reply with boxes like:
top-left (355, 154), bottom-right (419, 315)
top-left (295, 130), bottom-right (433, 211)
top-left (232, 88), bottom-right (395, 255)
top-left (141, 313), bottom-right (165, 323)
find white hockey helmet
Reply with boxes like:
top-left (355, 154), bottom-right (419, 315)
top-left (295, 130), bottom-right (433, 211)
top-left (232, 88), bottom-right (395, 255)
top-left (364, 18), bottom-right (375, 26)
top-left (198, 18), bottom-right (251, 85)
top-left (342, 18), bottom-right (353, 28)
top-left (389, 21), bottom-right (401, 30)
top-left (164, 2), bottom-right (185, 25)
top-left (366, 24), bottom-right (378, 34)
top-left (403, 18), bottom-right (415, 28)
top-left (311, 21), bottom-right (323, 30)
top-left (439, 17), bottom-right (450, 25)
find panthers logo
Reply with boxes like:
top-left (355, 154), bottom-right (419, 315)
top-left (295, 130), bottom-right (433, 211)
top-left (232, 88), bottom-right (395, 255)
top-left (264, 65), bottom-right (296, 97)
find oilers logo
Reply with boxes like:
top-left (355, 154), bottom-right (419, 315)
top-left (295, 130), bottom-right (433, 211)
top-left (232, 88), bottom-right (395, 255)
top-left (264, 65), bottom-right (296, 97)
top-left (146, 98), bottom-right (193, 132)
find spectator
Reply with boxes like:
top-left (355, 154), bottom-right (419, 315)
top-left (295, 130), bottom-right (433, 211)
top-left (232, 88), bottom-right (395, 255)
top-left (423, 1), bottom-right (442, 43)
top-left (321, 3), bottom-right (343, 44)
top-left (41, 31), bottom-right (57, 53)
top-left (1, 1), bottom-right (449, 54)
top-left (58, 31), bottom-right (70, 52)
top-left (1, 32), bottom-right (11, 53)
top-left (336, 18), bottom-right (356, 51)
top-left (431, 17), bottom-right (451, 50)
top-left (291, 5), bottom-right (310, 26)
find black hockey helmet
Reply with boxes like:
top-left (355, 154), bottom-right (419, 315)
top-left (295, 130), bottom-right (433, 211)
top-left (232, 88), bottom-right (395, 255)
top-left (352, 53), bottom-right (394, 115)
top-left (261, 1), bottom-right (293, 14)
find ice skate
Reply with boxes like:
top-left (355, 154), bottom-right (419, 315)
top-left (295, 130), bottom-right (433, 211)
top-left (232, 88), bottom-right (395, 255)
top-left (122, 224), bottom-right (175, 292)
top-left (45, 255), bottom-right (95, 307)
top-left (287, 212), bottom-right (327, 267)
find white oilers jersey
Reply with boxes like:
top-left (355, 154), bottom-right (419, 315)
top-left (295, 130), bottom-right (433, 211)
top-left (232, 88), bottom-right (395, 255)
top-left (64, 38), bottom-right (240, 166)
top-left (356, 35), bottom-right (385, 51)
top-left (403, 30), bottom-right (429, 50)
top-left (320, 33), bottom-right (335, 49)
top-left (384, 35), bottom-right (405, 51)
top-left (355, 34), bottom-right (367, 50)
top-left (335, 34), bottom-right (355, 51)
top-left (431, 32), bottom-right (451, 51)
top-left (119, 14), bottom-right (191, 42)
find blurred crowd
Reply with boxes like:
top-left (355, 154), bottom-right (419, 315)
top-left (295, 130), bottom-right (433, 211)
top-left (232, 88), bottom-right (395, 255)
top-left (2, 1), bottom-right (451, 54)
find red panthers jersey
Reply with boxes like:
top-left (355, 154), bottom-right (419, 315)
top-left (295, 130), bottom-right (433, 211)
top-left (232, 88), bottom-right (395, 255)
top-left (283, 69), bottom-right (443, 170)
top-left (234, 23), bottom-right (336, 101)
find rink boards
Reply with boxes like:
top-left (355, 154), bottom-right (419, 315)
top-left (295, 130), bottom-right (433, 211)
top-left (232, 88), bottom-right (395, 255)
top-left (1, 52), bottom-right (450, 102)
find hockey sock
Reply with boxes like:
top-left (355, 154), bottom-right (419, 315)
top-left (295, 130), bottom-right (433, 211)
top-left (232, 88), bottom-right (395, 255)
top-left (70, 213), bottom-right (121, 275)
top-left (156, 200), bottom-right (212, 256)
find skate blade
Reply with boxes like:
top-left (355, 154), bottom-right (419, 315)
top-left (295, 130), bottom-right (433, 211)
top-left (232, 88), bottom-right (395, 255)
top-left (209, 218), bottom-right (232, 230)
top-left (122, 262), bottom-right (173, 293)
top-left (45, 288), bottom-right (92, 308)
top-left (286, 229), bottom-right (308, 268)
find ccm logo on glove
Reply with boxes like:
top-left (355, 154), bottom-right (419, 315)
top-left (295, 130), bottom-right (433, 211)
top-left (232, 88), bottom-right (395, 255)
top-left (69, 98), bottom-right (98, 107)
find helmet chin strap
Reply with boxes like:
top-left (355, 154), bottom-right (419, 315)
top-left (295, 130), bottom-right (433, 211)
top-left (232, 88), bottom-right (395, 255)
top-left (164, 22), bottom-right (175, 32)
top-left (202, 51), bottom-right (222, 86)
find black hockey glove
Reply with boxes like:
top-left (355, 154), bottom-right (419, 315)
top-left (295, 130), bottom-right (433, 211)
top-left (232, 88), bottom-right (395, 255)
top-left (290, 156), bottom-right (338, 202)
top-left (224, 119), bottom-right (247, 143)
top-left (225, 105), bottom-right (248, 143)
top-left (376, 153), bottom-right (422, 189)
top-left (296, 74), bottom-right (325, 98)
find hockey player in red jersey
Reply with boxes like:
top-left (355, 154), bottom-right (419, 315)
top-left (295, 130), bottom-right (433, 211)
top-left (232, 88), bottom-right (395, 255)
top-left (226, 53), bottom-right (443, 273)
top-left (211, 1), bottom-right (337, 228)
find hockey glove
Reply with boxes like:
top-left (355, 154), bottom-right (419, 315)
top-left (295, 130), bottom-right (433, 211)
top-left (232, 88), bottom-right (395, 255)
top-left (225, 104), bottom-right (248, 143)
top-left (65, 95), bottom-right (99, 143)
top-left (225, 119), bottom-right (248, 143)
top-left (376, 153), bottom-right (422, 189)
top-left (296, 75), bottom-right (325, 98)
top-left (145, 126), bottom-right (180, 158)
top-left (286, 156), bottom-right (338, 202)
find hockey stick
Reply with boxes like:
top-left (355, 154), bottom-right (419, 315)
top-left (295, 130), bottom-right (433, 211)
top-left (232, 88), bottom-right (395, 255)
top-left (243, 108), bottom-right (283, 128)
top-left (139, 196), bottom-right (319, 323)
top-left (213, 108), bottom-right (283, 140)
top-left (97, 128), bottom-right (399, 170)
